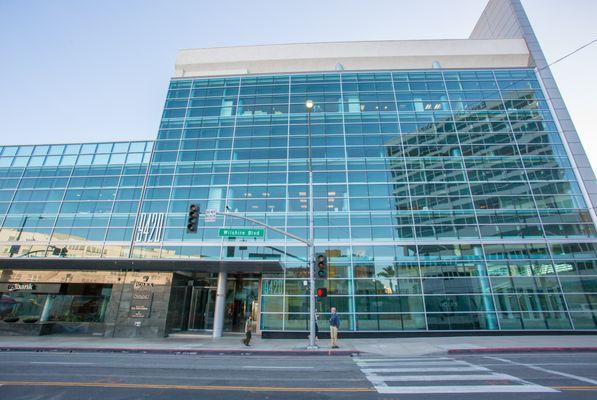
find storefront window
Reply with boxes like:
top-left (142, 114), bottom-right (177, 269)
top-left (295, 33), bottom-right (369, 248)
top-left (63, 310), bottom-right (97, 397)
top-left (0, 292), bottom-right (46, 322)
top-left (0, 283), bottom-right (112, 323)
top-left (47, 284), bottom-right (112, 322)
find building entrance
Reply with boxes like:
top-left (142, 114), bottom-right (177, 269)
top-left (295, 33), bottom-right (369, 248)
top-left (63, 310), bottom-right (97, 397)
top-left (187, 286), bottom-right (215, 330)
top-left (167, 273), bottom-right (260, 334)
top-left (224, 276), bottom-right (259, 332)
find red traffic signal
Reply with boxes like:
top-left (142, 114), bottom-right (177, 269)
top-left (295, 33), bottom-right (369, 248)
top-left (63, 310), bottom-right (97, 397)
top-left (316, 287), bottom-right (327, 297)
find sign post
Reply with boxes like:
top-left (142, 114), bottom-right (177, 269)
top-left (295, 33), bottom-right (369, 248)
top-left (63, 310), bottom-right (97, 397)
top-left (210, 209), bottom-right (314, 349)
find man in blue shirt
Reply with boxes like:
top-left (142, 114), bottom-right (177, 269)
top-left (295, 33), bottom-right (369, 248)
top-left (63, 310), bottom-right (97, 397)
top-left (329, 307), bottom-right (340, 349)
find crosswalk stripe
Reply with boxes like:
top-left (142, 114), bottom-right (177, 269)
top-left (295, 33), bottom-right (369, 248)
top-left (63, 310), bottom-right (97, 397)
top-left (355, 356), bottom-right (557, 394)
top-left (376, 385), bottom-right (558, 394)
top-left (487, 356), bottom-right (597, 386)
top-left (357, 360), bottom-right (470, 367)
top-left (362, 366), bottom-right (489, 373)
top-left (365, 373), bottom-right (522, 382)
top-left (354, 357), bottom-right (451, 362)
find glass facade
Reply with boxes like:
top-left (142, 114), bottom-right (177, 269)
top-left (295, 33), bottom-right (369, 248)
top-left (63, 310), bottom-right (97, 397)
top-left (0, 141), bottom-right (153, 258)
top-left (1, 68), bottom-right (596, 333)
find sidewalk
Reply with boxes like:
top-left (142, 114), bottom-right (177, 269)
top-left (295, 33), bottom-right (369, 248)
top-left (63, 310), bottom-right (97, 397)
top-left (0, 334), bottom-right (356, 356)
top-left (350, 335), bottom-right (597, 356)
top-left (1, 334), bottom-right (596, 356)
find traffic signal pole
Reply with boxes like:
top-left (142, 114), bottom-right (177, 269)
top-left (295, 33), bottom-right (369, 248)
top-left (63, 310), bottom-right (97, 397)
top-left (306, 108), bottom-right (317, 349)
top-left (215, 211), bottom-right (308, 245)
top-left (205, 100), bottom-right (319, 349)
top-left (213, 209), bottom-right (317, 348)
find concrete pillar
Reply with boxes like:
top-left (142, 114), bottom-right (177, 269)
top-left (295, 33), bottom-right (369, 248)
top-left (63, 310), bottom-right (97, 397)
top-left (212, 272), bottom-right (228, 338)
top-left (40, 295), bottom-right (55, 322)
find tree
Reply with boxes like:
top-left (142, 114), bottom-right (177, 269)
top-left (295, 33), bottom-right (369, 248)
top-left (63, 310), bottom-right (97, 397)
top-left (377, 265), bottom-right (398, 294)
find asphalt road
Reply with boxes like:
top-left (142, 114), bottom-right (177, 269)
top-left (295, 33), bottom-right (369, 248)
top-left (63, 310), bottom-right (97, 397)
top-left (0, 350), bottom-right (595, 399)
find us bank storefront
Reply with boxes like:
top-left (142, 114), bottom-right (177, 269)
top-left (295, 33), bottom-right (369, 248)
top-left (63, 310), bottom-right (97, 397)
top-left (2, 12), bottom-right (597, 337)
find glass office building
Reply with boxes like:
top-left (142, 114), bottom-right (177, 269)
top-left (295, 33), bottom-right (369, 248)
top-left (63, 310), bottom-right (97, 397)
top-left (1, 0), bottom-right (596, 337)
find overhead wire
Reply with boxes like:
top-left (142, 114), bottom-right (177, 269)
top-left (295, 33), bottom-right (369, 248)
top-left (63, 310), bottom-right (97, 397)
top-left (540, 37), bottom-right (597, 71)
top-left (498, 37), bottom-right (597, 92)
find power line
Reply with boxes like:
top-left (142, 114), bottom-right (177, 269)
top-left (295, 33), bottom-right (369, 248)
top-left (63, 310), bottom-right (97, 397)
top-left (540, 37), bottom-right (597, 71)
top-left (486, 37), bottom-right (597, 93)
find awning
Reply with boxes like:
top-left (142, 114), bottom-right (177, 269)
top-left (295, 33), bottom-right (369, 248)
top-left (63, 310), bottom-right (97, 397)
top-left (0, 257), bottom-right (283, 274)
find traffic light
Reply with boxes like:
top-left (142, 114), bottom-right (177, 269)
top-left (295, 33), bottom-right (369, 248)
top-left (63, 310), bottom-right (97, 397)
top-left (317, 287), bottom-right (327, 298)
top-left (52, 246), bottom-right (68, 257)
top-left (315, 253), bottom-right (327, 278)
top-left (8, 245), bottom-right (20, 256)
top-left (187, 204), bottom-right (199, 233)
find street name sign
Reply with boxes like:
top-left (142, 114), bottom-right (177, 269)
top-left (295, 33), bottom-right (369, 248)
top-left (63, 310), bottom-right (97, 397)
top-left (218, 228), bottom-right (265, 238)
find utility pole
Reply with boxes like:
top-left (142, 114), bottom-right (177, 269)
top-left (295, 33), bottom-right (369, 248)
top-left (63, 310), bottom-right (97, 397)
top-left (208, 100), bottom-right (319, 348)
top-left (305, 99), bottom-right (317, 349)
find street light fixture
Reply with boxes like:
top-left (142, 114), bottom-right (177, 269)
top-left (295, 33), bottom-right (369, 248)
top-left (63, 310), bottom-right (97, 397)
top-left (305, 99), bottom-right (317, 349)
top-left (305, 99), bottom-right (314, 112)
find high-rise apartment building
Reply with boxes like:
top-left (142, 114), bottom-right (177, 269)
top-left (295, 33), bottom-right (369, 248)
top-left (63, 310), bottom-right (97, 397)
top-left (0, 0), bottom-right (595, 338)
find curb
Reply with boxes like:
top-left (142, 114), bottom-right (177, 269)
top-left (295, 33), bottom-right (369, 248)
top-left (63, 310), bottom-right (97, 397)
top-left (0, 346), bottom-right (359, 356)
top-left (448, 347), bottom-right (597, 354)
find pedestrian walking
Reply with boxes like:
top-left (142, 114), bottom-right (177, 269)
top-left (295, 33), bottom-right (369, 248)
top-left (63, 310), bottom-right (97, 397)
top-left (243, 316), bottom-right (253, 346)
top-left (315, 313), bottom-right (319, 341)
top-left (329, 307), bottom-right (340, 348)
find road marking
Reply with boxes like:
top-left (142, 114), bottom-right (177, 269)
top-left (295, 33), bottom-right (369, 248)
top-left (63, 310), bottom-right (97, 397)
top-left (554, 386), bottom-right (597, 391)
top-left (478, 362), bottom-right (597, 367)
top-left (356, 356), bottom-right (557, 394)
top-left (354, 357), bottom-right (451, 362)
top-left (487, 356), bottom-right (597, 385)
top-left (365, 373), bottom-right (519, 382)
top-left (376, 385), bottom-right (557, 394)
top-left (357, 360), bottom-right (470, 367)
top-left (0, 381), bottom-right (374, 393)
top-left (362, 366), bottom-right (489, 373)
top-left (29, 362), bottom-right (94, 365)
top-left (242, 366), bottom-right (314, 369)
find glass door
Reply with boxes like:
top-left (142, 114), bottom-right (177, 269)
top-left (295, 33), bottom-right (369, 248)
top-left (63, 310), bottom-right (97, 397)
top-left (187, 286), bottom-right (215, 330)
top-left (224, 276), bottom-right (260, 332)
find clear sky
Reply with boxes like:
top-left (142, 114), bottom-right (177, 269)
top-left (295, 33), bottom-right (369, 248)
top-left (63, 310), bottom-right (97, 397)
top-left (0, 0), bottom-right (595, 169)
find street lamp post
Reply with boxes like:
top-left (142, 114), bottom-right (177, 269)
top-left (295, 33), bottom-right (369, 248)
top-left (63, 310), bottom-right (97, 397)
top-left (209, 101), bottom-right (318, 349)
top-left (305, 99), bottom-right (317, 349)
